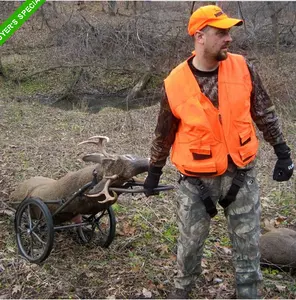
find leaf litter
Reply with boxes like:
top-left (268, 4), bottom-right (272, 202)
top-left (0, 98), bottom-right (295, 299)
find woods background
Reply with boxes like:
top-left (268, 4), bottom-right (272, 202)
top-left (0, 1), bottom-right (296, 299)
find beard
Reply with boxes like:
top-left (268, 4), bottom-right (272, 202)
top-left (215, 49), bottom-right (228, 61)
top-left (204, 47), bottom-right (229, 63)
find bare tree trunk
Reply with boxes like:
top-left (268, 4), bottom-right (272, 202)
top-left (51, 68), bottom-right (83, 105)
top-left (267, 2), bottom-right (283, 69)
top-left (190, 1), bottom-right (196, 15)
top-left (271, 12), bottom-right (280, 68)
top-left (237, 2), bottom-right (247, 33)
top-left (125, 72), bottom-right (152, 111)
top-left (132, 1), bottom-right (137, 15)
top-left (0, 56), bottom-right (7, 79)
top-left (124, 72), bottom-right (151, 137)
top-left (108, 1), bottom-right (116, 16)
top-left (52, 1), bottom-right (59, 14)
top-left (267, 2), bottom-right (291, 67)
top-left (125, 1), bottom-right (137, 14)
top-left (39, 6), bottom-right (52, 31)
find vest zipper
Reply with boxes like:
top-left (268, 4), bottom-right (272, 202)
top-left (219, 112), bottom-right (230, 155)
top-left (218, 113), bottom-right (222, 125)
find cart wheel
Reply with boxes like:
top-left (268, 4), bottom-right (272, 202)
top-left (77, 206), bottom-right (116, 248)
top-left (15, 197), bottom-right (54, 263)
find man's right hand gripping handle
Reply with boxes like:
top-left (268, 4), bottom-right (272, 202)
top-left (143, 165), bottom-right (163, 197)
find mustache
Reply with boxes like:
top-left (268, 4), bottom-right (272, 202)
top-left (223, 42), bottom-right (231, 47)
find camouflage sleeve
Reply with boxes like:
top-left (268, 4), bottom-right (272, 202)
top-left (149, 86), bottom-right (180, 167)
top-left (247, 60), bottom-right (285, 146)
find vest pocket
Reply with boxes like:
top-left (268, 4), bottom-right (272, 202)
top-left (239, 128), bottom-right (252, 146)
top-left (190, 145), bottom-right (212, 160)
top-left (236, 122), bottom-right (257, 162)
top-left (238, 144), bottom-right (257, 162)
top-left (183, 160), bottom-right (217, 175)
top-left (234, 120), bottom-right (253, 145)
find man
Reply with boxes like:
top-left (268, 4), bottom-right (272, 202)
top-left (143, 5), bottom-right (294, 299)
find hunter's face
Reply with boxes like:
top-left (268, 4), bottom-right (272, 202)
top-left (201, 26), bottom-right (233, 62)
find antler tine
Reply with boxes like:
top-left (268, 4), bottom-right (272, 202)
top-left (86, 175), bottom-right (118, 203)
top-left (78, 135), bottom-right (111, 157)
top-left (87, 136), bottom-right (110, 143)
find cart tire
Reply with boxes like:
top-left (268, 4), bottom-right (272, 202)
top-left (77, 206), bottom-right (116, 248)
top-left (15, 197), bottom-right (54, 263)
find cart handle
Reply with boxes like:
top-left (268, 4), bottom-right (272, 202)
top-left (109, 182), bottom-right (175, 194)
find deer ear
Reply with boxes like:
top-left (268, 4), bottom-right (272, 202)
top-left (82, 153), bottom-right (103, 163)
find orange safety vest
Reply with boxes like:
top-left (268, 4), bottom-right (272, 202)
top-left (164, 53), bottom-right (259, 177)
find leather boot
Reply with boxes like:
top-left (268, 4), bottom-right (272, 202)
top-left (167, 288), bottom-right (190, 299)
top-left (236, 282), bottom-right (259, 299)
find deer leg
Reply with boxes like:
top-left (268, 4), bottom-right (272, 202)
top-left (71, 214), bottom-right (82, 224)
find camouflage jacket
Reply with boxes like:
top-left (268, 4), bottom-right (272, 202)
top-left (150, 56), bottom-right (285, 167)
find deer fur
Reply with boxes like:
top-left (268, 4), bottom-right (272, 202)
top-left (260, 227), bottom-right (296, 269)
top-left (10, 136), bottom-right (149, 223)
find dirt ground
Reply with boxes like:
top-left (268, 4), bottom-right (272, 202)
top-left (0, 97), bottom-right (296, 299)
top-left (1, 1), bottom-right (296, 299)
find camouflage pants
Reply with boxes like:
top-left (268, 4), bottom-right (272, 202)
top-left (174, 163), bottom-right (262, 298)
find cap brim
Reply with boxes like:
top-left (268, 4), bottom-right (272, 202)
top-left (208, 18), bottom-right (243, 29)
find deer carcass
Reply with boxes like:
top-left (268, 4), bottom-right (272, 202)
top-left (10, 136), bottom-right (149, 223)
top-left (260, 227), bottom-right (296, 269)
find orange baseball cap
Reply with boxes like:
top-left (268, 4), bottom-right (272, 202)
top-left (188, 5), bottom-right (243, 36)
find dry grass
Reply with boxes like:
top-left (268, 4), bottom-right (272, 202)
top-left (0, 2), bottom-right (296, 299)
top-left (0, 97), bottom-right (295, 299)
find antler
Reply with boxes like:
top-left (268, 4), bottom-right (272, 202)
top-left (78, 136), bottom-right (112, 157)
top-left (85, 175), bottom-right (118, 204)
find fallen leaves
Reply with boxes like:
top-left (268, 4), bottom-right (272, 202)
top-left (12, 285), bottom-right (22, 296)
top-left (155, 244), bottom-right (169, 255)
top-left (117, 221), bottom-right (137, 236)
top-left (215, 243), bottom-right (232, 256)
top-left (275, 284), bottom-right (286, 292)
top-left (142, 287), bottom-right (152, 298)
top-left (263, 216), bottom-right (288, 231)
top-left (0, 209), bottom-right (15, 217)
top-left (0, 95), bottom-right (295, 300)
top-left (274, 215), bottom-right (288, 226)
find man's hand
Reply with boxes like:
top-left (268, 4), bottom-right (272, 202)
top-left (273, 143), bottom-right (294, 182)
top-left (143, 165), bottom-right (163, 197)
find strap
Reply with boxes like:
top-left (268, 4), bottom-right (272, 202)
top-left (183, 175), bottom-right (218, 218)
top-left (219, 170), bottom-right (247, 209)
top-left (90, 169), bottom-right (98, 188)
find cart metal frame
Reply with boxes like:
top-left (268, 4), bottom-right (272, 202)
top-left (14, 178), bottom-right (174, 264)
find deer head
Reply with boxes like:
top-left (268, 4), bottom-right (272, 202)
top-left (78, 136), bottom-right (149, 199)
top-left (10, 135), bottom-right (150, 223)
